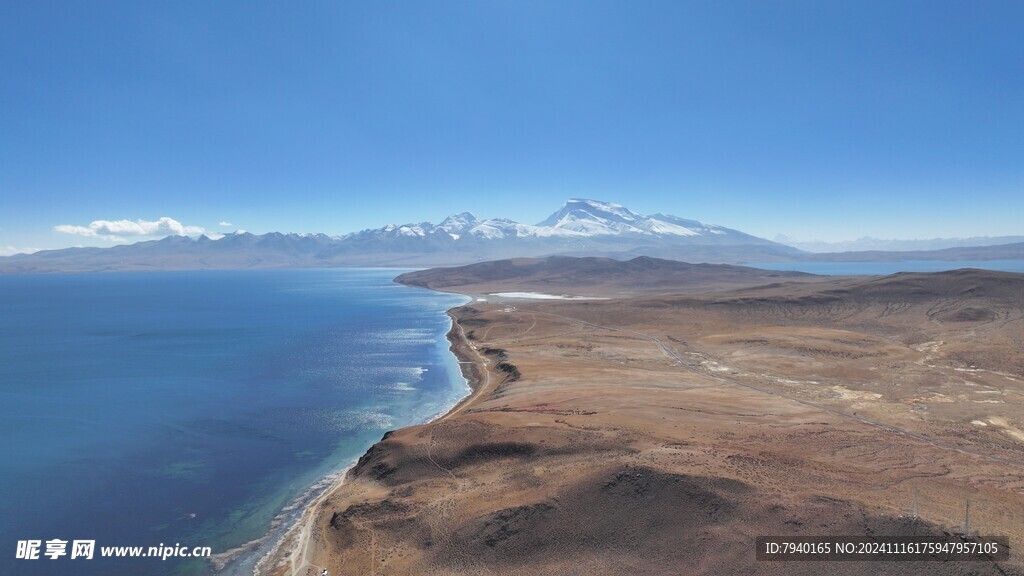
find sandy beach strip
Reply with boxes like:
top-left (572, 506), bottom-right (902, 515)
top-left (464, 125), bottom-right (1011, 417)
top-left (253, 309), bottom-right (483, 576)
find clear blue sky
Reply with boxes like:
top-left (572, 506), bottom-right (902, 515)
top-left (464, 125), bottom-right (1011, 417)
top-left (2, 1), bottom-right (1022, 252)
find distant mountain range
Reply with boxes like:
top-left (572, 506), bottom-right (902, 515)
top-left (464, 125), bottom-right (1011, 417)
top-left (1, 199), bottom-right (1021, 273)
top-left (0, 199), bottom-right (800, 273)
top-left (775, 235), bottom-right (1024, 253)
top-left (344, 198), bottom-right (782, 245)
top-left (795, 242), bottom-right (1024, 262)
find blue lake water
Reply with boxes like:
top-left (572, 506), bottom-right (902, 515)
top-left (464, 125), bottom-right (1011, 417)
top-left (0, 269), bottom-right (468, 576)
top-left (745, 259), bottom-right (1024, 275)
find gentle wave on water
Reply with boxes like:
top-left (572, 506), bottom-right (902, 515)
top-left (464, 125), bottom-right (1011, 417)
top-left (0, 269), bottom-right (469, 576)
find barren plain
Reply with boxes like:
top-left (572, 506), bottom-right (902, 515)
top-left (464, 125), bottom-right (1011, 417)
top-left (270, 260), bottom-right (1024, 576)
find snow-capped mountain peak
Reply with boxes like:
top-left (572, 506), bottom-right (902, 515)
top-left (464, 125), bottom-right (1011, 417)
top-left (538, 199), bottom-right (642, 231)
top-left (439, 212), bottom-right (480, 235)
top-left (538, 199), bottom-right (701, 237)
top-left (348, 199), bottom-right (777, 246)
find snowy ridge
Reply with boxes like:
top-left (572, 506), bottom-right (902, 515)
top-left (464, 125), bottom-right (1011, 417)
top-left (0, 199), bottom-right (799, 272)
top-left (363, 199), bottom-right (742, 241)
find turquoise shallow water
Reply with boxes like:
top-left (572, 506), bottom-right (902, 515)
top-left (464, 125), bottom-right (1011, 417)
top-left (0, 269), bottom-right (468, 576)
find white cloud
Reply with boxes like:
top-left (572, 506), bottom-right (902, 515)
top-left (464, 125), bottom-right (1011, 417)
top-left (0, 246), bottom-right (41, 257)
top-left (219, 221), bottom-right (233, 227)
top-left (54, 217), bottom-right (206, 241)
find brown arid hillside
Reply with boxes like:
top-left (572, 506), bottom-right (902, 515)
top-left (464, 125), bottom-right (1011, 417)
top-left (267, 263), bottom-right (1024, 576)
top-left (395, 255), bottom-right (820, 296)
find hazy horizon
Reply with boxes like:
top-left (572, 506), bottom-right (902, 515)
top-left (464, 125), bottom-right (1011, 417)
top-left (6, 195), bottom-right (1024, 258)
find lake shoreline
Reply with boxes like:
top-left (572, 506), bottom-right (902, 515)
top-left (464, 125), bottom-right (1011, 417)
top-left (251, 302), bottom-right (481, 576)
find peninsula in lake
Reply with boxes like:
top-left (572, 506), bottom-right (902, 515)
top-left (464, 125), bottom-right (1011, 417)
top-left (261, 256), bottom-right (1024, 576)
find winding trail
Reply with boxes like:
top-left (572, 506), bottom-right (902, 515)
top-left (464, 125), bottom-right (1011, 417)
top-left (426, 423), bottom-right (459, 480)
top-left (438, 311), bottom-right (495, 421)
top-left (283, 478), bottom-right (336, 576)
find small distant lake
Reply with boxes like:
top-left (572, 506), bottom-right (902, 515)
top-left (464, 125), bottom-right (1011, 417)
top-left (745, 259), bottom-right (1024, 276)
